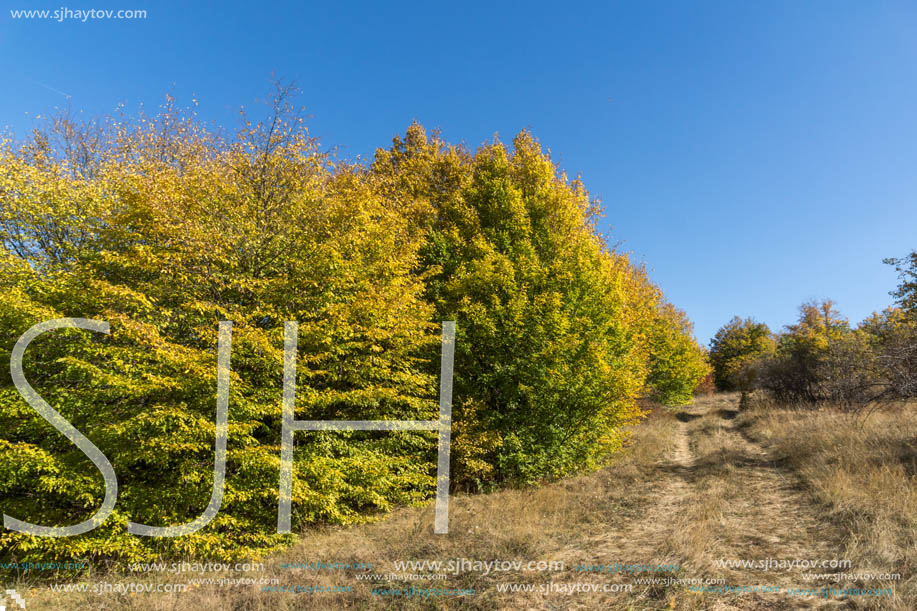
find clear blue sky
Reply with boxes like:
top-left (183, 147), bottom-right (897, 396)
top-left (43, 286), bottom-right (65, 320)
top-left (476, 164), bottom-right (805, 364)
top-left (2, 0), bottom-right (916, 343)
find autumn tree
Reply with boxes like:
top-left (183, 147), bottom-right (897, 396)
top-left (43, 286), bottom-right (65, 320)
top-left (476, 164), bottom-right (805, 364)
top-left (860, 308), bottom-right (917, 400)
top-left (758, 299), bottom-right (885, 407)
top-left (0, 90), bottom-right (439, 562)
top-left (372, 124), bottom-right (708, 486)
top-left (884, 251), bottom-right (917, 315)
top-left (708, 317), bottom-right (775, 392)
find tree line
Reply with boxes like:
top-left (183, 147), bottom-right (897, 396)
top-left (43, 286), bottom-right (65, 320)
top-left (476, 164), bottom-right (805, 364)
top-left (709, 252), bottom-right (917, 409)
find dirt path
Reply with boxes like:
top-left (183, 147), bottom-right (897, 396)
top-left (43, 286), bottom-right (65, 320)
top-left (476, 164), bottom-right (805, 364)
top-left (552, 394), bottom-right (849, 610)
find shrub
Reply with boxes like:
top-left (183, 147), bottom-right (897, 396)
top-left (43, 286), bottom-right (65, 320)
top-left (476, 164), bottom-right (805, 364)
top-left (861, 308), bottom-right (917, 400)
top-left (694, 372), bottom-right (716, 396)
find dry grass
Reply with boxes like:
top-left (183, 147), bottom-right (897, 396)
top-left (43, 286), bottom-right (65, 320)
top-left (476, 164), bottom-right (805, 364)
top-left (13, 395), bottom-right (916, 610)
top-left (739, 397), bottom-right (917, 610)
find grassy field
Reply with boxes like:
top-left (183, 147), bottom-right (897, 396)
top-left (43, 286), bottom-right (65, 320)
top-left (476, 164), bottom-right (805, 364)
top-left (9, 393), bottom-right (915, 610)
top-left (738, 396), bottom-right (917, 609)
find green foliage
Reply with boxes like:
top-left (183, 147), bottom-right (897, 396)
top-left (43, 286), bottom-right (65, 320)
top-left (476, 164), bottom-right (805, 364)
top-left (372, 124), bottom-right (708, 485)
top-left (0, 96), bottom-right (709, 562)
top-left (0, 94), bottom-right (438, 563)
top-left (884, 251), bottom-right (917, 315)
top-left (645, 301), bottom-right (711, 406)
top-left (709, 317), bottom-right (775, 391)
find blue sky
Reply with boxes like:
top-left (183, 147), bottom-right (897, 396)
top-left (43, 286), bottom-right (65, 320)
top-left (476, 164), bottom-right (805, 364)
top-left (2, 0), bottom-right (916, 343)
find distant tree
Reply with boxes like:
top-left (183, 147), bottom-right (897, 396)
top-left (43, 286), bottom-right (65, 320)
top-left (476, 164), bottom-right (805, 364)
top-left (708, 317), bottom-right (775, 392)
top-left (860, 308), bottom-right (917, 400)
top-left (761, 300), bottom-right (847, 403)
top-left (859, 307), bottom-right (911, 345)
top-left (759, 299), bottom-right (883, 407)
top-left (884, 251), bottom-right (917, 315)
top-left (786, 299), bottom-right (850, 345)
top-left (645, 301), bottom-right (711, 406)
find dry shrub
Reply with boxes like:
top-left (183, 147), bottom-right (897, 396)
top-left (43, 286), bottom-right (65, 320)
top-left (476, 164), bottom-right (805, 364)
top-left (694, 372), bottom-right (716, 397)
